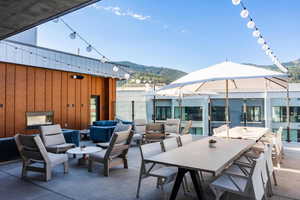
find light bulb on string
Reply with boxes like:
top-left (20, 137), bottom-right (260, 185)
top-left (262, 43), bottom-right (269, 51)
top-left (113, 66), bottom-right (119, 72)
top-left (247, 20), bottom-right (255, 29)
top-left (257, 37), bottom-right (265, 45)
top-left (86, 45), bottom-right (92, 52)
top-left (100, 56), bottom-right (109, 63)
top-left (124, 73), bottom-right (130, 80)
top-left (265, 49), bottom-right (272, 56)
top-left (252, 30), bottom-right (260, 38)
top-left (232, 0), bottom-right (241, 6)
top-left (69, 32), bottom-right (76, 39)
top-left (240, 9), bottom-right (249, 18)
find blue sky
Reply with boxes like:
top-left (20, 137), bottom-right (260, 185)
top-left (38, 0), bottom-right (300, 72)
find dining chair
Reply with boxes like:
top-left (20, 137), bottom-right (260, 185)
top-left (14, 134), bottom-right (68, 181)
top-left (39, 124), bottom-right (75, 153)
top-left (136, 142), bottom-right (178, 199)
top-left (88, 127), bottom-right (133, 176)
top-left (178, 134), bottom-right (193, 146)
top-left (144, 123), bottom-right (165, 143)
top-left (212, 124), bottom-right (228, 136)
top-left (164, 119), bottom-right (180, 138)
top-left (161, 137), bottom-right (180, 152)
top-left (132, 119), bottom-right (147, 145)
top-left (181, 120), bottom-right (192, 135)
top-left (210, 153), bottom-right (267, 200)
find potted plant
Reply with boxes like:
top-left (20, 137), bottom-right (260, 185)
top-left (209, 139), bottom-right (217, 148)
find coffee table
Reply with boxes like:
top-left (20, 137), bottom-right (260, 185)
top-left (67, 146), bottom-right (102, 165)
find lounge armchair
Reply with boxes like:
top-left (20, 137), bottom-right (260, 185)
top-left (144, 123), bottom-right (165, 143)
top-left (88, 126), bottom-right (133, 176)
top-left (40, 125), bottom-right (75, 153)
top-left (181, 120), bottom-right (192, 135)
top-left (14, 134), bottom-right (68, 181)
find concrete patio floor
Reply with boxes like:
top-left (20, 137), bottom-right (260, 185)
top-left (0, 140), bottom-right (299, 200)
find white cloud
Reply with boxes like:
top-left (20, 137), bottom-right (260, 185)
top-left (90, 4), bottom-right (151, 21)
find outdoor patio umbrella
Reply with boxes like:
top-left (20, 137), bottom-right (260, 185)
top-left (157, 61), bottom-right (289, 138)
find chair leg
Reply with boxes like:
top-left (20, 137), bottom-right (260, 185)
top-left (63, 162), bottom-right (68, 174)
top-left (45, 165), bottom-right (51, 181)
top-left (272, 171), bottom-right (278, 186)
top-left (136, 167), bottom-right (143, 199)
top-left (123, 157), bottom-right (128, 169)
top-left (88, 159), bottom-right (93, 172)
top-left (21, 161), bottom-right (27, 179)
top-left (104, 161), bottom-right (110, 177)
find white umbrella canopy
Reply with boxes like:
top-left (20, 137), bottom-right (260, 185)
top-left (157, 61), bottom-right (288, 94)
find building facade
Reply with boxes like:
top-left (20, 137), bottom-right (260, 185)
top-left (0, 31), bottom-right (124, 138)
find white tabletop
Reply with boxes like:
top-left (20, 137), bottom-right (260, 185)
top-left (214, 127), bottom-right (269, 141)
top-left (145, 137), bottom-right (255, 175)
top-left (67, 146), bottom-right (102, 155)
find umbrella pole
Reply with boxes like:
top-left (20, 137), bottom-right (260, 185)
top-left (287, 88), bottom-right (291, 142)
top-left (225, 80), bottom-right (229, 138)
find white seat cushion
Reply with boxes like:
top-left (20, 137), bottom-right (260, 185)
top-left (211, 174), bottom-right (247, 192)
top-left (225, 165), bottom-right (251, 177)
top-left (47, 143), bottom-right (75, 153)
top-left (90, 150), bottom-right (107, 163)
top-left (96, 142), bottom-right (109, 149)
top-left (48, 152), bottom-right (68, 167)
top-left (149, 167), bottom-right (178, 178)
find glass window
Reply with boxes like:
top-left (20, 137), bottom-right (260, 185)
top-left (272, 128), bottom-right (300, 142)
top-left (242, 106), bottom-right (262, 122)
top-left (174, 107), bottom-right (202, 121)
top-left (156, 106), bottom-right (171, 120)
top-left (190, 127), bottom-right (203, 135)
top-left (272, 106), bottom-right (300, 122)
top-left (211, 106), bottom-right (226, 121)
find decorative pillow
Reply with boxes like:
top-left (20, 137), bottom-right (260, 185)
top-left (114, 122), bottom-right (131, 132)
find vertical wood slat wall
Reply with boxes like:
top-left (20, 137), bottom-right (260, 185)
top-left (0, 62), bottom-right (117, 138)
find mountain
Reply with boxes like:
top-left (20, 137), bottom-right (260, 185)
top-left (115, 61), bottom-right (187, 84)
top-left (248, 59), bottom-right (300, 82)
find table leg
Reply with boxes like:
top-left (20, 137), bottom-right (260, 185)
top-left (190, 170), bottom-right (205, 200)
top-left (169, 168), bottom-right (187, 200)
top-left (78, 154), bottom-right (88, 165)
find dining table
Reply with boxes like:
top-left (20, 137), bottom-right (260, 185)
top-left (144, 136), bottom-right (255, 200)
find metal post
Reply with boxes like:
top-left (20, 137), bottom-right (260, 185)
top-left (243, 99), bottom-right (247, 127)
top-left (131, 100), bottom-right (135, 121)
top-left (287, 88), bottom-right (291, 142)
top-left (153, 83), bottom-right (156, 123)
top-left (208, 97), bottom-right (211, 136)
top-left (225, 80), bottom-right (229, 138)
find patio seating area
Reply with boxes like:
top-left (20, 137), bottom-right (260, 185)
top-left (1, 135), bottom-right (300, 200)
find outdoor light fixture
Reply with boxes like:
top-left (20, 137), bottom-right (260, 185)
top-left (71, 75), bottom-right (84, 79)
top-left (69, 32), bottom-right (76, 39)
top-left (257, 37), bottom-right (265, 45)
top-left (113, 66), bottom-right (119, 72)
top-left (124, 73), bottom-right (130, 80)
top-left (232, 0), bottom-right (241, 6)
top-left (86, 45), bottom-right (92, 52)
top-left (265, 49), bottom-right (272, 56)
top-left (262, 43), bottom-right (269, 51)
top-left (247, 20), bottom-right (255, 29)
top-left (240, 9), bottom-right (249, 18)
top-left (252, 30), bottom-right (260, 38)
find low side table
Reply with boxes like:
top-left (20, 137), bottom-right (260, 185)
top-left (67, 146), bottom-right (102, 165)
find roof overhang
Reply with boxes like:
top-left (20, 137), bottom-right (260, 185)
top-left (0, 0), bottom-right (100, 40)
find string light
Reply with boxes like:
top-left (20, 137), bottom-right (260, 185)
top-left (113, 66), bottom-right (119, 72)
top-left (69, 32), bottom-right (76, 39)
top-left (232, 0), bottom-right (288, 73)
top-left (86, 45), bottom-right (92, 52)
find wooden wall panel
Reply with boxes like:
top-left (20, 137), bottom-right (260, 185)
top-left (0, 63), bottom-right (6, 137)
top-left (45, 70), bottom-right (52, 111)
top-left (5, 64), bottom-right (15, 137)
top-left (15, 66), bottom-right (27, 134)
top-left (52, 71), bottom-right (62, 125)
top-left (61, 72), bottom-right (68, 128)
top-left (67, 73), bottom-right (76, 128)
top-left (80, 75), bottom-right (89, 128)
top-left (35, 69), bottom-right (45, 111)
top-left (0, 61), bottom-right (116, 138)
top-left (75, 79), bottom-right (81, 129)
